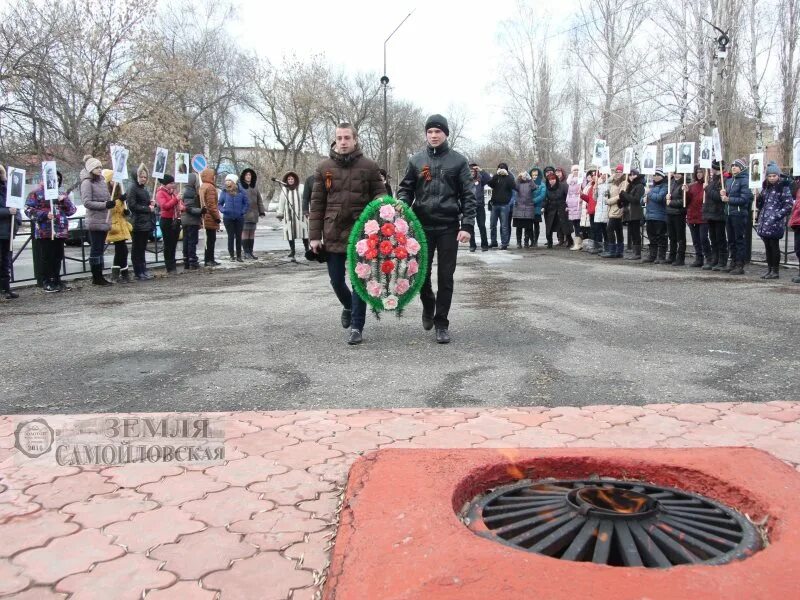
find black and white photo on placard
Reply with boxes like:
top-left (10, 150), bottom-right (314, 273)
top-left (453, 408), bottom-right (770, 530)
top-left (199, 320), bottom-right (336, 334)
top-left (174, 152), bottom-right (190, 184)
top-left (6, 167), bottom-right (26, 209)
top-left (42, 161), bottom-right (58, 200)
top-left (152, 147), bottom-right (168, 179)
top-left (677, 142), bottom-right (694, 173)
top-left (663, 144), bottom-right (676, 172)
top-left (641, 145), bottom-right (657, 174)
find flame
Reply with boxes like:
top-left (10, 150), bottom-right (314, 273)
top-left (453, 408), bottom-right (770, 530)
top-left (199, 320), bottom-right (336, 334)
top-left (496, 449), bottom-right (526, 480)
top-left (580, 488), bottom-right (649, 514)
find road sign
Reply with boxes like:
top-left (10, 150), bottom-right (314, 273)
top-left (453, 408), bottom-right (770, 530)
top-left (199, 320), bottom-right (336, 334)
top-left (191, 154), bottom-right (207, 173)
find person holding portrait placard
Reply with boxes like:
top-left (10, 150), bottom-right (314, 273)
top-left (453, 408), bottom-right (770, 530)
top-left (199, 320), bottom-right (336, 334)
top-left (25, 171), bottom-right (76, 293)
top-left (666, 171), bottom-right (687, 266)
top-left (702, 160), bottom-right (728, 271)
top-left (103, 169), bottom-right (132, 283)
top-left (80, 154), bottom-right (114, 286)
top-left (0, 166), bottom-right (20, 299)
top-left (126, 164), bottom-right (156, 280)
top-left (721, 159), bottom-right (753, 275)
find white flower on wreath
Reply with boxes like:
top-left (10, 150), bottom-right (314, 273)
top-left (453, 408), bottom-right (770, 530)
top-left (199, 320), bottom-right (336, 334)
top-left (383, 295), bottom-right (399, 310)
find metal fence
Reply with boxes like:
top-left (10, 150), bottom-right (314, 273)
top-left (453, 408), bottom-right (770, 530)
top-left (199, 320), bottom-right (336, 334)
top-left (10, 217), bottom-right (168, 286)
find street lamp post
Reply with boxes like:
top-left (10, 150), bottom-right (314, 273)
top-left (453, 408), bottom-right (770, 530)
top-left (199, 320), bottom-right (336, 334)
top-left (382, 10), bottom-right (414, 171)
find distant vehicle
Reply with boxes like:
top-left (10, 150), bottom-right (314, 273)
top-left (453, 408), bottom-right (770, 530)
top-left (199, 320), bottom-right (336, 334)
top-left (66, 206), bottom-right (88, 246)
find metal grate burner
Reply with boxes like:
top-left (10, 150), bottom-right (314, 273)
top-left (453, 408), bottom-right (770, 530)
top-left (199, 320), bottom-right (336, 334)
top-left (464, 479), bottom-right (762, 568)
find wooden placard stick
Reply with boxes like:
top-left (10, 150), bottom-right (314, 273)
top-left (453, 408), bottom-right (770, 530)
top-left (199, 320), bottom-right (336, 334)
top-left (49, 198), bottom-right (55, 240)
top-left (9, 213), bottom-right (14, 247)
top-left (105, 182), bottom-right (118, 224)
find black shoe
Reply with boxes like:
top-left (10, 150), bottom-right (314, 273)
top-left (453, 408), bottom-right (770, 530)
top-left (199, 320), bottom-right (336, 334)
top-left (347, 328), bottom-right (363, 345)
top-left (765, 269), bottom-right (779, 280)
top-left (43, 282), bottom-right (60, 293)
top-left (229, 255), bottom-right (236, 262)
top-left (500, 245), bottom-right (508, 250)
top-left (435, 328), bottom-right (451, 344)
top-left (517, 243), bottom-right (522, 249)
top-left (792, 273), bottom-right (800, 283)
top-left (490, 243), bottom-right (498, 248)
top-left (481, 246), bottom-right (488, 252)
top-left (3, 289), bottom-right (19, 299)
top-left (760, 269), bottom-right (772, 279)
top-left (730, 263), bottom-right (744, 275)
top-left (341, 308), bottom-right (352, 329)
top-left (205, 260), bottom-right (221, 267)
top-left (422, 312), bottom-right (434, 331)
top-left (702, 262), bottom-right (716, 271)
top-left (470, 246), bottom-right (476, 252)
top-left (58, 281), bottom-right (71, 291)
top-left (690, 257), bottom-right (703, 268)
top-left (236, 257), bottom-right (245, 263)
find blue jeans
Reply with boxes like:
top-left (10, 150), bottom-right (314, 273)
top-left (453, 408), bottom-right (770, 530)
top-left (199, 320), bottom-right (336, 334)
top-left (326, 252), bottom-right (366, 331)
top-left (726, 214), bottom-right (748, 264)
top-left (490, 204), bottom-right (511, 247)
top-left (88, 230), bottom-right (106, 268)
top-left (689, 223), bottom-right (711, 259)
top-left (182, 225), bottom-right (199, 266)
top-left (469, 202), bottom-right (488, 249)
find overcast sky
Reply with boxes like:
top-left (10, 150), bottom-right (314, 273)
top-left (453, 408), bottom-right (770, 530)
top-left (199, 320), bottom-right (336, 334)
top-left (229, 0), bottom-right (582, 147)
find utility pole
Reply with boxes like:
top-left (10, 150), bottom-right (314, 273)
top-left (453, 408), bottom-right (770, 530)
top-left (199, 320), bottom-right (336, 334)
top-left (705, 3), bottom-right (730, 161)
top-left (382, 10), bottom-right (414, 171)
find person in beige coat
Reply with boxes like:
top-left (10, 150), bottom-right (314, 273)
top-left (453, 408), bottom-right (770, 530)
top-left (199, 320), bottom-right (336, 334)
top-left (601, 165), bottom-right (627, 258)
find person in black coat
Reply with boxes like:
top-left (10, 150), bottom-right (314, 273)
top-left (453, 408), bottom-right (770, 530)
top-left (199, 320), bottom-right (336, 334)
top-left (0, 166), bottom-right (19, 299)
top-left (124, 164), bottom-right (156, 280)
top-left (487, 162), bottom-right (516, 249)
top-left (701, 160), bottom-right (727, 271)
top-left (543, 167), bottom-right (573, 248)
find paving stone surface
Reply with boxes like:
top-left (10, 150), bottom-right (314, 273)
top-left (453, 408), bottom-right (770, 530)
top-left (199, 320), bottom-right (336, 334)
top-left (1, 401), bottom-right (798, 599)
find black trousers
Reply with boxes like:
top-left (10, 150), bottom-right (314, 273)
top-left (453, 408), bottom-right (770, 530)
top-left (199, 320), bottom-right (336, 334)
top-left (224, 218), bottom-right (244, 257)
top-left (666, 213), bottom-right (687, 257)
top-left (204, 229), bottom-right (217, 263)
top-left (182, 225), bottom-right (199, 266)
top-left (646, 220), bottom-right (668, 252)
top-left (470, 202), bottom-right (488, 250)
top-left (762, 237), bottom-right (782, 270)
top-left (726, 214), bottom-right (748, 264)
top-left (516, 225), bottom-right (534, 245)
top-left (0, 238), bottom-right (12, 290)
top-left (112, 241), bottom-right (128, 269)
top-left (131, 230), bottom-right (149, 275)
top-left (421, 228), bottom-right (459, 329)
top-left (688, 223), bottom-right (711, 259)
top-left (708, 220), bottom-right (726, 264)
top-left (607, 218), bottom-right (623, 245)
top-left (160, 218), bottom-right (180, 271)
top-left (626, 219), bottom-right (642, 246)
top-left (88, 230), bottom-right (106, 268)
top-left (38, 238), bottom-right (65, 284)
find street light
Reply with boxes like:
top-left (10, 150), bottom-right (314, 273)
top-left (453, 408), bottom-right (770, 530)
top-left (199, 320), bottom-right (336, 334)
top-left (382, 10), bottom-right (414, 171)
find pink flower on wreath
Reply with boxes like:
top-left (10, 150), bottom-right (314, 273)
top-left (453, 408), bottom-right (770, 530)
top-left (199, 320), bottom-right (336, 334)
top-left (394, 278), bottom-right (410, 295)
top-left (383, 295), bottom-right (399, 310)
top-left (355, 262), bottom-right (372, 279)
top-left (406, 259), bottom-right (419, 276)
top-left (355, 239), bottom-right (369, 256)
top-left (405, 237), bottom-right (421, 255)
top-left (394, 218), bottom-right (409, 234)
top-left (366, 279), bottom-right (383, 297)
top-left (364, 220), bottom-right (380, 235)
top-left (379, 204), bottom-right (396, 221)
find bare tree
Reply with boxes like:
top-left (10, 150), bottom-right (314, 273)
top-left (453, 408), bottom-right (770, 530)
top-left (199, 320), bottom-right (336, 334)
top-left (778, 0), bottom-right (800, 164)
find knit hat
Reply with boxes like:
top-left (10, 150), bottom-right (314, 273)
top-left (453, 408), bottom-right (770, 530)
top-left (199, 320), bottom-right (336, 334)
top-left (654, 168), bottom-right (665, 178)
top-left (102, 169), bottom-right (113, 184)
top-left (424, 114), bottom-right (449, 136)
top-left (543, 166), bottom-right (555, 175)
top-left (83, 154), bottom-right (102, 173)
top-left (615, 164), bottom-right (624, 173)
top-left (733, 158), bottom-right (747, 171)
top-left (629, 168), bottom-right (640, 176)
top-left (161, 174), bottom-right (175, 185)
top-left (225, 173), bottom-right (238, 184)
top-left (765, 161), bottom-right (781, 176)
top-left (711, 160), bottom-right (722, 171)
top-left (498, 162), bottom-right (509, 171)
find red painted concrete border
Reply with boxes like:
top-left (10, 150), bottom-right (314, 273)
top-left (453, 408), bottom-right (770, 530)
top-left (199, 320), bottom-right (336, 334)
top-left (324, 448), bottom-right (799, 600)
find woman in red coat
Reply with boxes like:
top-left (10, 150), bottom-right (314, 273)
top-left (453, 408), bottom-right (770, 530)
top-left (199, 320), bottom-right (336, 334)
top-left (684, 166), bottom-right (711, 267)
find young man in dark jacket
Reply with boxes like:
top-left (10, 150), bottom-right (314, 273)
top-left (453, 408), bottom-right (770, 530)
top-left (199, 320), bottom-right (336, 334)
top-left (701, 161), bottom-right (727, 271)
top-left (397, 114), bottom-right (476, 344)
top-left (721, 158), bottom-right (754, 275)
top-left (469, 163), bottom-right (491, 252)
top-left (309, 123), bottom-right (384, 345)
top-left (642, 169), bottom-right (669, 263)
top-left (620, 169), bottom-right (645, 260)
top-left (487, 162), bottom-right (515, 249)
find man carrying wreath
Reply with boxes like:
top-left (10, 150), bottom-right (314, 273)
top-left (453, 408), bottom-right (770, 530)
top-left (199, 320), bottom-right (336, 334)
top-left (309, 123), bottom-right (385, 346)
top-left (397, 114), bottom-right (476, 344)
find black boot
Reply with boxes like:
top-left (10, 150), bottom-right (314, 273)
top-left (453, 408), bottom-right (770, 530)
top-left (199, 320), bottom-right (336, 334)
top-left (119, 268), bottom-right (131, 283)
top-left (702, 250), bottom-right (716, 270)
top-left (792, 265), bottom-right (800, 284)
top-left (91, 265), bottom-right (112, 286)
top-left (665, 252), bottom-right (675, 265)
top-left (111, 266), bottom-right (121, 283)
top-left (625, 245), bottom-right (641, 260)
top-left (723, 258), bottom-right (736, 273)
top-left (712, 252), bottom-right (728, 271)
top-left (672, 251), bottom-right (685, 267)
top-left (1, 283), bottom-right (19, 299)
top-left (641, 245), bottom-right (656, 263)
top-left (690, 253), bottom-right (703, 267)
top-left (730, 262), bottom-right (745, 275)
top-left (654, 246), bottom-right (667, 264)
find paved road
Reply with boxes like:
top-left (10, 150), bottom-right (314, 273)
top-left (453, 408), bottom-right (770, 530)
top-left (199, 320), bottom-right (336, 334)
top-left (1, 242), bottom-right (798, 414)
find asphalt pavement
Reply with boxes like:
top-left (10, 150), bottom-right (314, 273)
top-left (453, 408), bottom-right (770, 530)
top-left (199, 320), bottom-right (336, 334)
top-left (2, 227), bottom-right (798, 414)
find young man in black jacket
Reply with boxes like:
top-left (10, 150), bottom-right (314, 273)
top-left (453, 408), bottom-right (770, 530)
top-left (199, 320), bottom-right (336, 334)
top-left (397, 114), bottom-right (476, 344)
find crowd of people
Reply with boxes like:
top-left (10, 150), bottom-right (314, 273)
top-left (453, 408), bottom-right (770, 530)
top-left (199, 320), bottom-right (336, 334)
top-left (1, 134), bottom-right (799, 315)
top-left (466, 158), bottom-right (800, 282)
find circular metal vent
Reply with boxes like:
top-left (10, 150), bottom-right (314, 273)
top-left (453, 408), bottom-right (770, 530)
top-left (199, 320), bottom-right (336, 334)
top-left (464, 479), bottom-right (762, 567)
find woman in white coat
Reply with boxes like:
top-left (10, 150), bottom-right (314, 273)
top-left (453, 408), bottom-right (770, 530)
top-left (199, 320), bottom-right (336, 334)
top-left (275, 171), bottom-right (309, 259)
